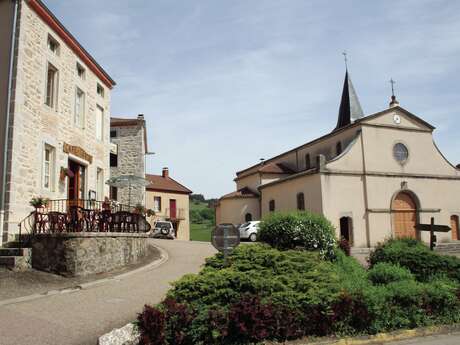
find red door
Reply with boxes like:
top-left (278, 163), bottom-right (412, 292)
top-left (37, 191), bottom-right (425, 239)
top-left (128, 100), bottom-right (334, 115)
top-left (169, 199), bottom-right (177, 219)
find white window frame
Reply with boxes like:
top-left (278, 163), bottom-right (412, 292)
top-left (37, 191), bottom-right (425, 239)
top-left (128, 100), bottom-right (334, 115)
top-left (97, 83), bottom-right (105, 98)
top-left (43, 144), bottom-right (55, 191)
top-left (96, 105), bottom-right (104, 141)
top-left (74, 87), bottom-right (85, 128)
top-left (76, 62), bottom-right (85, 80)
top-left (45, 62), bottom-right (58, 109)
top-left (153, 196), bottom-right (161, 212)
top-left (47, 34), bottom-right (60, 55)
top-left (96, 168), bottom-right (104, 200)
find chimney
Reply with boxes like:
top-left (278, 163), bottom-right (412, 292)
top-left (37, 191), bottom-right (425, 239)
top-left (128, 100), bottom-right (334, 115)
top-left (137, 113), bottom-right (144, 120)
top-left (162, 167), bottom-right (169, 178)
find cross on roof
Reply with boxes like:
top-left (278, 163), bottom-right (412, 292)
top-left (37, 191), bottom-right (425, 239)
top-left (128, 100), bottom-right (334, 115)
top-left (390, 78), bottom-right (396, 97)
top-left (342, 51), bottom-right (348, 69)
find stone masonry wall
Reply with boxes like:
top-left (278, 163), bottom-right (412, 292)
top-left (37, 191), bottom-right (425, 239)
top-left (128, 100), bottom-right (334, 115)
top-left (4, 0), bottom-right (112, 240)
top-left (31, 233), bottom-right (150, 276)
top-left (110, 124), bottom-right (146, 206)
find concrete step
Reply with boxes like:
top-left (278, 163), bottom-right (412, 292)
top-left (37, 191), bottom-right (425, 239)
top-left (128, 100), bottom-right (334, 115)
top-left (0, 248), bottom-right (24, 256)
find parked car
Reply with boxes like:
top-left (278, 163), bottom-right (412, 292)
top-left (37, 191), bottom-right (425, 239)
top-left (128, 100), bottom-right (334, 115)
top-left (150, 221), bottom-right (175, 239)
top-left (238, 221), bottom-right (260, 242)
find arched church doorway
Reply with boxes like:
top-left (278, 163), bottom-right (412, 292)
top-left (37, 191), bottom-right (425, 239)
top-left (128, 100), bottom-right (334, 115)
top-left (392, 192), bottom-right (418, 239)
top-left (339, 216), bottom-right (353, 245)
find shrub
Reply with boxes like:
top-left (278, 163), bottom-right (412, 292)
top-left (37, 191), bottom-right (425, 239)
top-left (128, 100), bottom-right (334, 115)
top-left (137, 305), bottom-right (165, 345)
top-left (137, 243), bottom-right (460, 344)
top-left (369, 238), bottom-right (460, 283)
top-left (368, 263), bottom-right (414, 285)
top-left (258, 211), bottom-right (336, 259)
top-left (338, 237), bottom-right (351, 256)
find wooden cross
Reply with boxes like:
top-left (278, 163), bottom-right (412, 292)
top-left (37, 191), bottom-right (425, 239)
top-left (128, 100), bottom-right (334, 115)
top-left (416, 217), bottom-right (451, 250)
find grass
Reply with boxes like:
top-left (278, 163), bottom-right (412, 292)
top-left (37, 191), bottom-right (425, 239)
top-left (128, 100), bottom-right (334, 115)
top-left (189, 201), bottom-right (214, 242)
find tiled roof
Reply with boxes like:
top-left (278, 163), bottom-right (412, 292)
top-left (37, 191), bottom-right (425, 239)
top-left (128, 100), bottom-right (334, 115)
top-left (258, 162), bottom-right (295, 174)
top-left (146, 174), bottom-right (192, 194)
top-left (220, 187), bottom-right (259, 200)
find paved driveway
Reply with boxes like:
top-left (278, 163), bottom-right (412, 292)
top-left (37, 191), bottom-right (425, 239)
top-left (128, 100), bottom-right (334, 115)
top-left (0, 240), bottom-right (216, 345)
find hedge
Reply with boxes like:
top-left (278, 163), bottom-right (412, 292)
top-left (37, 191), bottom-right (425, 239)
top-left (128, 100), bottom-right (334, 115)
top-left (136, 244), bottom-right (460, 344)
top-left (258, 211), bottom-right (337, 259)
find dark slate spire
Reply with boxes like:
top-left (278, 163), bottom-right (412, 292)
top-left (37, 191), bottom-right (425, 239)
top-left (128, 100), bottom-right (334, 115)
top-left (335, 70), bottom-right (364, 130)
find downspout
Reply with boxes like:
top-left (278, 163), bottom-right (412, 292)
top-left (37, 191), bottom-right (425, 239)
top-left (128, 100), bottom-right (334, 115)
top-left (0, 0), bottom-right (19, 246)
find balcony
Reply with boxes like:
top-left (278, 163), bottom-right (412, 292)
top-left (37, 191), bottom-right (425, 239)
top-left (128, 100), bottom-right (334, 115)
top-left (156, 208), bottom-right (186, 221)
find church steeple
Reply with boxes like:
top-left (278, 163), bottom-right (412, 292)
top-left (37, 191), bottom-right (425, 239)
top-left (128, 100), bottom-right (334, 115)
top-left (335, 66), bottom-right (364, 131)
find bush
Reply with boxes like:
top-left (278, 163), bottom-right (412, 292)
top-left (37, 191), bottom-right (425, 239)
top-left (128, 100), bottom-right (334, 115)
top-left (368, 263), bottom-right (414, 285)
top-left (369, 238), bottom-right (460, 283)
top-left (137, 243), bottom-right (460, 344)
top-left (258, 211), bottom-right (337, 259)
top-left (339, 238), bottom-right (351, 256)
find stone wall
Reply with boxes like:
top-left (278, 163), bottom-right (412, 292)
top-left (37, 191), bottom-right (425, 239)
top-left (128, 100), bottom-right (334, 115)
top-left (110, 123), bottom-right (146, 206)
top-left (31, 233), bottom-right (151, 276)
top-left (3, 0), bottom-right (112, 241)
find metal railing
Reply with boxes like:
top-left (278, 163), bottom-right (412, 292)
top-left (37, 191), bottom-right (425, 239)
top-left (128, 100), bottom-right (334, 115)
top-left (17, 199), bottom-right (152, 246)
top-left (159, 208), bottom-right (186, 220)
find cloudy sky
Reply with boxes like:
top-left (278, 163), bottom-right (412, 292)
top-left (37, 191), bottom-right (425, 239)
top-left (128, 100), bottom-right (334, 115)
top-left (46, 0), bottom-right (460, 198)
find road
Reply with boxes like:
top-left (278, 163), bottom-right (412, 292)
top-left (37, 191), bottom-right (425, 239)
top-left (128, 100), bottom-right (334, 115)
top-left (0, 240), bottom-right (216, 345)
top-left (387, 332), bottom-right (460, 345)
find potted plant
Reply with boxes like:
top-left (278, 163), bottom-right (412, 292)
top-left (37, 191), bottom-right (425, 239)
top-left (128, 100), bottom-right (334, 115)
top-left (133, 204), bottom-right (146, 214)
top-left (30, 197), bottom-right (49, 213)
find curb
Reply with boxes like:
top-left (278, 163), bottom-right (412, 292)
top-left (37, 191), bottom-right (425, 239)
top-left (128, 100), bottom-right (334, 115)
top-left (0, 244), bottom-right (169, 307)
top-left (265, 324), bottom-right (460, 345)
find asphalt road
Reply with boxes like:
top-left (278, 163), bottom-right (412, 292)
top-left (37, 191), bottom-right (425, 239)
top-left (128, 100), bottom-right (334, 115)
top-left (0, 240), bottom-right (216, 345)
top-left (387, 332), bottom-right (460, 344)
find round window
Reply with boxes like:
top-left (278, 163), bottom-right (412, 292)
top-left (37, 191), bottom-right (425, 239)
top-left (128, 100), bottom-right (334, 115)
top-left (393, 143), bottom-right (409, 163)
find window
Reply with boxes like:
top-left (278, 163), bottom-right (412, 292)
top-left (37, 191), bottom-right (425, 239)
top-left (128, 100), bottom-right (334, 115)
top-left (110, 153), bottom-right (118, 167)
top-left (47, 35), bottom-right (60, 55)
top-left (245, 213), bottom-right (252, 222)
top-left (96, 168), bottom-right (104, 200)
top-left (336, 141), bottom-right (343, 155)
top-left (154, 196), bottom-right (162, 212)
top-left (110, 130), bottom-right (117, 138)
top-left (45, 63), bottom-right (58, 108)
top-left (296, 193), bottom-right (305, 211)
top-left (97, 83), bottom-right (105, 97)
top-left (74, 87), bottom-right (85, 127)
top-left (96, 105), bottom-right (104, 141)
top-left (269, 199), bottom-right (275, 212)
top-left (393, 143), bottom-right (409, 164)
top-left (305, 154), bottom-right (311, 170)
top-left (110, 186), bottom-right (118, 201)
top-left (43, 145), bottom-right (55, 190)
top-left (76, 63), bottom-right (85, 79)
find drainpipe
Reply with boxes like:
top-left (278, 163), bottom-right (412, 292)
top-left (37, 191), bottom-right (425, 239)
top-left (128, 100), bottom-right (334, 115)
top-left (0, 0), bottom-right (19, 246)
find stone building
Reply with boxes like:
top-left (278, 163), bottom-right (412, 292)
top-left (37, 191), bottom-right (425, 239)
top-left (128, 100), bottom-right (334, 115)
top-left (109, 115), bottom-right (148, 206)
top-left (145, 168), bottom-right (192, 240)
top-left (0, 0), bottom-right (115, 243)
top-left (216, 69), bottom-right (460, 248)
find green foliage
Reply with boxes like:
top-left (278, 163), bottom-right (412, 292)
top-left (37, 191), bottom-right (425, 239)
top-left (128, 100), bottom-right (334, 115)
top-left (169, 244), bottom-right (341, 310)
top-left (189, 201), bottom-right (215, 241)
top-left (138, 243), bottom-right (460, 344)
top-left (368, 263), bottom-right (414, 285)
top-left (258, 211), bottom-right (337, 259)
top-left (369, 238), bottom-right (460, 283)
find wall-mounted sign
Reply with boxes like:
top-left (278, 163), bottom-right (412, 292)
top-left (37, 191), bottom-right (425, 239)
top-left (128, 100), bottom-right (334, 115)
top-left (63, 143), bottom-right (93, 163)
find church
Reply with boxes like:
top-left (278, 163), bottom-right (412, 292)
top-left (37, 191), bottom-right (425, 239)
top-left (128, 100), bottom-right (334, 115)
top-left (215, 70), bottom-right (460, 248)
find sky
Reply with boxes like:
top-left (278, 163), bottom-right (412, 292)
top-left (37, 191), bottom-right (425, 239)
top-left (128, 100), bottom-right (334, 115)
top-left (45, 0), bottom-right (460, 198)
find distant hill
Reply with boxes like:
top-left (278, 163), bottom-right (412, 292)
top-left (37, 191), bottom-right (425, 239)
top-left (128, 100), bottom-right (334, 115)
top-left (189, 195), bottom-right (216, 241)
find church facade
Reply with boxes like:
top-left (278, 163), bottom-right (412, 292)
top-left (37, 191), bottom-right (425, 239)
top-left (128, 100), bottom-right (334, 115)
top-left (215, 71), bottom-right (460, 247)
